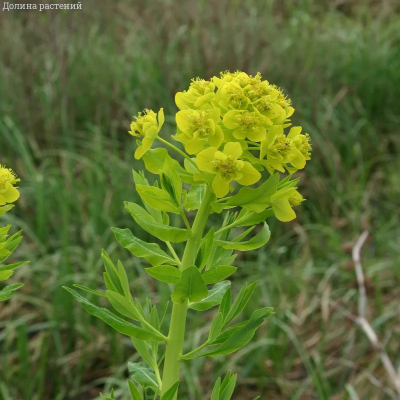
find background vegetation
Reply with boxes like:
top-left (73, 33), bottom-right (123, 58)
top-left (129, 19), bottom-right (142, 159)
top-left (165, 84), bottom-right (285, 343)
top-left (1, 0), bottom-right (399, 399)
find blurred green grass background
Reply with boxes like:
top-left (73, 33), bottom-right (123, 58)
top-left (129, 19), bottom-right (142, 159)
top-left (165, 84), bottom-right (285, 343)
top-left (1, 0), bottom-right (400, 399)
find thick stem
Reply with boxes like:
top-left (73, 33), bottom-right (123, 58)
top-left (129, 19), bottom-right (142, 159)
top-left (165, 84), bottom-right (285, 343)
top-left (160, 187), bottom-right (213, 396)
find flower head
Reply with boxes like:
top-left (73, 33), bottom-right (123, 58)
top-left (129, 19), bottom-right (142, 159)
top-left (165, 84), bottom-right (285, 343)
top-left (175, 78), bottom-right (215, 110)
top-left (260, 125), bottom-right (310, 172)
top-left (129, 108), bottom-right (164, 159)
top-left (0, 165), bottom-right (20, 206)
top-left (196, 142), bottom-right (261, 198)
top-left (223, 109), bottom-right (270, 142)
top-left (175, 108), bottom-right (223, 154)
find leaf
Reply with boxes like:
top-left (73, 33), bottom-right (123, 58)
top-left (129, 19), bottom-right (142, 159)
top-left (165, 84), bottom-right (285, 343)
top-left (145, 265), bottom-right (182, 284)
top-left (0, 249), bottom-right (11, 263)
top-left (161, 382), bottom-right (180, 400)
top-left (171, 265), bottom-right (208, 304)
top-left (128, 380), bottom-right (144, 400)
top-left (219, 286), bottom-right (231, 321)
top-left (234, 208), bottom-right (274, 228)
top-left (131, 337), bottom-right (154, 368)
top-left (215, 223), bottom-right (271, 251)
top-left (106, 290), bottom-right (142, 321)
top-left (201, 308), bottom-right (273, 357)
top-left (224, 173), bottom-right (279, 212)
top-left (142, 147), bottom-right (169, 174)
top-left (224, 281), bottom-right (257, 326)
top-left (101, 250), bottom-right (123, 294)
top-left (128, 362), bottom-right (158, 391)
top-left (112, 228), bottom-right (176, 266)
top-left (211, 378), bottom-right (222, 400)
top-left (118, 260), bottom-right (132, 300)
top-left (197, 228), bottom-right (214, 270)
top-left (0, 260), bottom-right (29, 272)
top-left (63, 287), bottom-right (165, 341)
top-left (0, 283), bottom-right (23, 301)
top-left (125, 202), bottom-right (191, 243)
top-left (208, 313), bottom-right (224, 342)
top-left (136, 185), bottom-right (180, 213)
top-left (162, 155), bottom-right (182, 204)
top-left (73, 284), bottom-right (107, 297)
top-left (220, 374), bottom-right (237, 400)
top-left (0, 270), bottom-right (13, 281)
top-left (202, 266), bottom-right (237, 285)
top-left (189, 281), bottom-right (231, 311)
top-left (185, 184), bottom-right (206, 211)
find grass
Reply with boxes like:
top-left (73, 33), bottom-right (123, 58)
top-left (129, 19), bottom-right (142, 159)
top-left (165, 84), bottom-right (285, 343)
top-left (1, 0), bottom-right (400, 399)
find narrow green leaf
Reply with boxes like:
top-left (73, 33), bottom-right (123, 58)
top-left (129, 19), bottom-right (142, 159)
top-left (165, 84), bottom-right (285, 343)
top-left (136, 185), bottom-right (180, 213)
top-left (219, 286), bottom-right (231, 321)
top-left (171, 265), bottom-right (208, 304)
top-left (106, 290), bottom-right (142, 321)
top-left (163, 155), bottom-right (182, 204)
top-left (128, 362), bottom-right (158, 391)
top-left (208, 313), bottom-right (224, 342)
top-left (0, 260), bottom-right (29, 272)
top-left (234, 208), bottom-right (274, 227)
top-left (225, 281), bottom-right (257, 326)
top-left (215, 223), bottom-right (271, 251)
top-left (125, 202), bottom-right (191, 243)
top-left (190, 281), bottom-right (231, 311)
top-left (220, 374), bottom-right (237, 400)
top-left (73, 284), bottom-right (107, 298)
top-left (118, 260), bottom-right (132, 300)
top-left (0, 270), bottom-right (13, 281)
top-left (161, 381), bottom-right (180, 400)
top-left (0, 283), bottom-right (23, 301)
top-left (63, 287), bottom-right (165, 341)
top-left (201, 308), bottom-right (273, 357)
top-left (224, 173), bottom-right (279, 212)
top-left (202, 266), bottom-right (237, 285)
top-left (131, 337), bottom-right (154, 368)
top-left (211, 378), bottom-right (222, 400)
top-left (128, 380), bottom-right (144, 400)
top-left (112, 228), bottom-right (176, 266)
top-left (101, 250), bottom-right (123, 294)
top-left (145, 265), bottom-right (182, 284)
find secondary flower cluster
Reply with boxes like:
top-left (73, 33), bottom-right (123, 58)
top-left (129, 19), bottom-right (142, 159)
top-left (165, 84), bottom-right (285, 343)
top-left (0, 165), bottom-right (20, 215)
top-left (129, 71), bottom-right (311, 217)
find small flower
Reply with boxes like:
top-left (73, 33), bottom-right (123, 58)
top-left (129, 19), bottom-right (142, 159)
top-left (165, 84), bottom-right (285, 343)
top-left (0, 165), bottom-right (20, 206)
top-left (271, 188), bottom-right (303, 222)
top-left (175, 108), bottom-right (223, 154)
top-left (223, 109), bottom-right (270, 142)
top-left (260, 125), bottom-right (310, 172)
top-left (175, 78), bottom-right (215, 110)
top-left (287, 126), bottom-right (312, 161)
top-left (196, 142), bottom-right (261, 198)
top-left (129, 108), bottom-right (164, 159)
top-left (212, 81), bottom-right (250, 112)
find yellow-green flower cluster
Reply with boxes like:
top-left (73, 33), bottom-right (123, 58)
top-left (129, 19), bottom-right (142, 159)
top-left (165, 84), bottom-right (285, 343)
top-left (128, 71), bottom-right (312, 222)
top-left (174, 71), bottom-right (311, 197)
top-left (0, 165), bottom-right (20, 204)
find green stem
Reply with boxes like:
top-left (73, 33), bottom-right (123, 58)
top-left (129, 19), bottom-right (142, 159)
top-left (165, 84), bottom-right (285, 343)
top-left (160, 187), bottom-right (213, 397)
top-left (156, 137), bottom-right (197, 169)
top-left (141, 318), bottom-right (169, 342)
